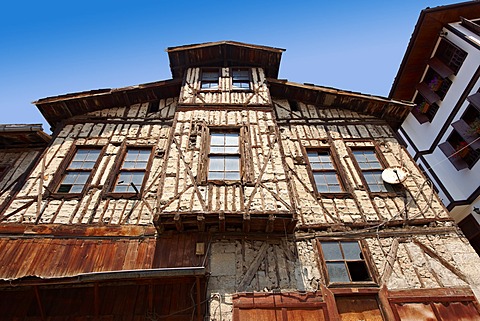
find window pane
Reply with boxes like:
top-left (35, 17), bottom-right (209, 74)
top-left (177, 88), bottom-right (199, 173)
top-left (223, 146), bottom-right (239, 154)
top-left (326, 262), bottom-right (350, 282)
top-left (225, 156), bottom-right (239, 171)
top-left (225, 172), bottom-right (240, 180)
top-left (208, 171), bottom-right (224, 180)
top-left (62, 172), bottom-right (77, 184)
top-left (321, 242), bottom-right (343, 261)
top-left (70, 185), bottom-right (84, 193)
top-left (210, 133), bottom-right (224, 145)
top-left (341, 242), bottom-right (362, 260)
top-left (123, 161), bottom-right (136, 169)
top-left (225, 133), bottom-right (239, 146)
top-left (131, 172), bottom-right (145, 185)
top-left (209, 156), bottom-right (224, 171)
top-left (57, 184), bottom-right (72, 193)
top-left (75, 172), bottom-right (89, 184)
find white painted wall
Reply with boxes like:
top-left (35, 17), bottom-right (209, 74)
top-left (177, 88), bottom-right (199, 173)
top-left (400, 23), bottom-right (480, 219)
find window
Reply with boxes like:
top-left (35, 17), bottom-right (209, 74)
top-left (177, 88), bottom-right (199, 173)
top-left (320, 241), bottom-right (371, 283)
top-left (200, 69), bottom-right (219, 90)
top-left (231, 68), bottom-right (250, 90)
top-left (440, 131), bottom-right (479, 170)
top-left (440, 102), bottom-right (480, 170)
top-left (352, 149), bottom-right (395, 193)
top-left (307, 150), bottom-right (343, 193)
top-left (412, 94), bottom-right (440, 124)
top-left (56, 149), bottom-right (101, 194)
top-left (113, 148), bottom-right (151, 193)
top-left (435, 39), bottom-right (467, 75)
top-left (208, 131), bottom-right (240, 180)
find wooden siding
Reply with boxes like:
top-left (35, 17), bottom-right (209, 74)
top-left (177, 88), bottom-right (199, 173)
top-left (0, 232), bottom-right (205, 281)
top-left (0, 278), bottom-right (204, 321)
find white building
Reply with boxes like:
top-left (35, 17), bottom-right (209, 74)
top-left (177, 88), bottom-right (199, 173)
top-left (390, 1), bottom-right (480, 254)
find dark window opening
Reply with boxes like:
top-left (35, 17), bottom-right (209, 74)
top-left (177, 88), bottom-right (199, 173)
top-left (352, 150), bottom-right (396, 193)
top-left (320, 241), bottom-right (372, 283)
top-left (423, 68), bottom-right (452, 100)
top-left (435, 39), bottom-right (467, 75)
top-left (412, 94), bottom-right (440, 123)
top-left (444, 131), bottom-right (480, 169)
top-left (201, 69), bottom-right (220, 90)
top-left (288, 100), bottom-right (299, 112)
top-left (232, 68), bottom-right (250, 90)
top-left (56, 149), bottom-right (101, 194)
top-left (147, 100), bottom-right (160, 113)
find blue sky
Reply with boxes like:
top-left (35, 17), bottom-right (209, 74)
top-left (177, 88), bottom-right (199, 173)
top-left (0, 0), bottom-right (463, 133)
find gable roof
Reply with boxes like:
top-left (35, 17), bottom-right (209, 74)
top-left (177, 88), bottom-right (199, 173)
top-left (389, 1), bottom-right (480, 100)
top-left (0, 124), bottom-right (50, 149)
top-left (166, 40), bottom-right (285, 79)
top-left (34, 79), bottom-right (182, 129)
top-left (269, 79), bottom-right (414, 129)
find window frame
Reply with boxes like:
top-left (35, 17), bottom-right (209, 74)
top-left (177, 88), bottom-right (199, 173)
top-left (304, 148), bottom-right (349, 198)
top-left (107, 146), bottom-right (155, 199)
top-left (199, 68), bottom-right (221, 91)
top-left (231, 67), bottom-right (252, 91)
top-left (349, 146), bottom-right (400, 195)
top-left (198, 126), bottom-right (252, 185)
top-left (317, 239), bottom-right (377, 287)
top-left (207, 129), bottom-right (241, 182)
top-left (49, 146), bottom-right (105, 198)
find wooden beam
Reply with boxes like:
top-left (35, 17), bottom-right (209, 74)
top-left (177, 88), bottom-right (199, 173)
top-left (196, 276), bottom-right (202, 321)
top-left (266, 215), bottom-right (275, 233)
top-left (413, 239), bottom-right (470, 284)
top-left (174, 213), bottom-right (184, 232)
top-left (238, 242), bottom-right (268, 291)
top-left (94, 282), bottom-right (100, 317)
top-left (33, 285), bottom-right (46, 321)
top-left (243, 213), bottom-right (250, 233)
top-left (321, 284), bottom-right (340, 321)
top-left (219, 212), bottom-right (225, 232)
top-left (381, 239), bottom-right (399, 285)
top-left (197, 215), bottom-right (205, 232)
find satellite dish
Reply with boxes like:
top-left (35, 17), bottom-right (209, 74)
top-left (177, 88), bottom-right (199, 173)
top-left (382, 167), bottom-right (408, 184)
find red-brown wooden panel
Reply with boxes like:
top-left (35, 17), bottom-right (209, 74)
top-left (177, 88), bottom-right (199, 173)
top-left (434, 301), bottom-right (480, 321)
top-left (286, 308), bottom-right (327, 321)
top-left (336, 295), bottom-right (384, 321)
top-left (394, 303), bottom-right (436, 321)
top-left (0, 233), bottom-right (205, 281)
top-left (237, 308), bottom-right (281, 321)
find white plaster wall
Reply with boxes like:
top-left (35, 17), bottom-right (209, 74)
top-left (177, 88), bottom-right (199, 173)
top-left (401, 24), bottom-right (480, 211)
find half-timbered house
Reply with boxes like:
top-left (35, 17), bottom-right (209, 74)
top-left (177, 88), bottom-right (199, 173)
top-left (1, 41), bottom-right (480, 320)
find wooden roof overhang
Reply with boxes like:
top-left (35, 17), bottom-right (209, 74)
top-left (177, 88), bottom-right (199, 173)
top-left (155, 211), bottom-right (297, 234)
top-left (389, 1), bottom-right (480, 101)
top-left (167, 40), bottom-right (285, 79)
top-left (268, 79), bottom-right (414, 129)
top-left (0, 124), bottom-right (51, 149)
top-left (34, 79), bottom-right (182, 130)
